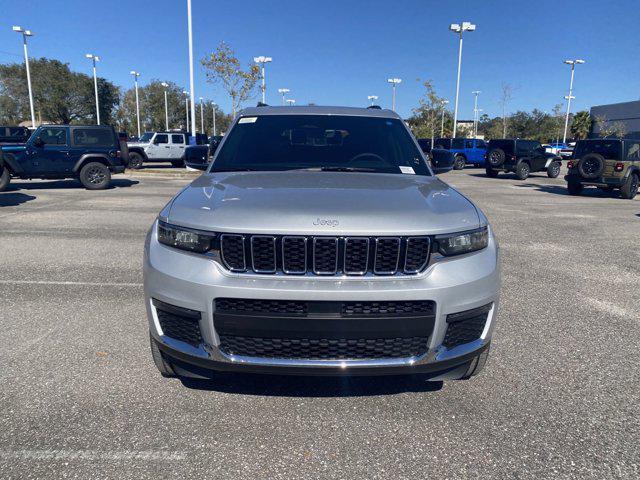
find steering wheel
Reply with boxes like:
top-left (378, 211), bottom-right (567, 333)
top-left (348, 152), bottom-right (386, 165)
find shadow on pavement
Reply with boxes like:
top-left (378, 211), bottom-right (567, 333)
top-left (0, 192), bottom-right (37, 207)
top-left (513, 182), bottom-right (620, 198)
top-left (5, 178), bottom-right (139, 191)
top-left (180, 373), bottom-right (443, 397)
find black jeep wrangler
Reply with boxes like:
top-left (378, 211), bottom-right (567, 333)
top-left (0, 125), bottom-right (127, 191)
top-left (565, 138), bottom-right (639, 199)
top-left (485, 139), bottom-right (561, 180)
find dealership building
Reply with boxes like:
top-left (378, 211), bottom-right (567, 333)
top-left (590, 100), bottom-right (640, 138)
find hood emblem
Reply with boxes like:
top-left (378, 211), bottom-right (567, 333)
top-left (313, 218), bottom-right (339, 227)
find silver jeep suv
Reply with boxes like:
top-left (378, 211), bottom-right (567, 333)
top-left (144, 106), bottom-right (500, 381)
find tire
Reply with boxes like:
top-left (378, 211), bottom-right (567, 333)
top-left (171, 159), bottom-right (185, 168)
top-left (486, 148), bottom-right (505, 168)
top-left (453, 155), bottom-right (466, 170)
top-left (620, 173), bottom-right (639, 200)
top-left (577, 153), bottom-right (604, 179)
top-left (515, 162), bottom-right (530, 180)
top-left (0, 167), bottom-right (10, 192)
top-left (128, 152), bottom-right (144, 169)
top-left (485, 167), bottom-right (499, 178)
top-left (79, 162), bottom-right (111, 190)
top-left (149, 334), bottom-right (176, 377)
top-left (567, 181), bottom-right (583, 195)
top-left (547, 161), bottom-right (561, 178)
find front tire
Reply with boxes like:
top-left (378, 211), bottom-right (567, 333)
top-left (0, 168), bottom-right (10, 192)
top-left (485, 167), bottom-right (499, 178)
top-left (453, 155), bottom-right (465, 170)
top-left (547, 161), bottom-right (561, 178)
top-left (150, 334), bottom-right (176, 377)
top-left (79, 162), bottom-right (111, 190)
top-left (128, 152), bottom-right (144, 169)
top-left (620, 173), bottom-right (639, 200)
top-left (515, 162), bottom-right (530, 180)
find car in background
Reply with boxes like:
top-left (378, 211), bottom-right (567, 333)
top-left (544, 142), bottom-right (568, 155)
top-left (0, 126), bottom-right (31, 145)
top-left (417, 138), bottom-right (432, 154)
top-left (0, 124), bottom-right (126, 191)
top-left (127, 131), bottom-right (189, 169)
top-left (434, 138), bottom-right (487, 169)
top-left (184, 136), bottom-right (222, 170)
top-left (565, 138), bottom-right (639, 199)
top-left (485, 139), bottom-right (561, 180)
top-left (429, 148), bottom-right (455, 173)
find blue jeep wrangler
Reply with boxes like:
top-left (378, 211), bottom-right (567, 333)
top-left (0, 125), bottom-right (127, 191)
top-left (434, 138), bottom-right (487, 169)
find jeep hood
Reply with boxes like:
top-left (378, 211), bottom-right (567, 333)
top-left (166, 171), bottom-right (481, 236)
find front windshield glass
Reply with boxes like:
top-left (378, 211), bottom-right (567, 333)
top-left (574, 140), bottom-right (621, 159)
top-left (138, 132), bottom-right (154, 143)
top-left (210, 114), bottom-right (431, 175)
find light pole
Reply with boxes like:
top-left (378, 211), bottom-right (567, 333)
top-left (387, 78), bottom-right (401, 111)
top-left (130, 71), bottom-right (141, 137)
top-left (472, 90), bottom-right (481, 139)
top-left (278, 88), bottom-right (290, 106)
top-left (367, 95), bottom-right (378, 106)
top-left (475, 109), bottom-right (483, 138)
top-left (161, 82), bottom-right (169, 130)
top-left (254, 56), bottom-right (273, 104)
top-left (183, 91), bottom-right (189, 132)
top-left (199, 97), bottom-right (205, 134)
top-left (562, 59), bottom-right (585, 143)
top-left (449, 21), bottom-right (476, 138)
top-left (12, 26), bottom-right (36, 128)
top-left (440, 99), bottom-right (449, 137)
top-left (187, 0), bottom-right (196, 137)
top-left (286, 99), bottom-right (296, 106)
top-left (85, 54), bottom-right (101, 125)
top-left (211, 102), bottom-right (217, 136)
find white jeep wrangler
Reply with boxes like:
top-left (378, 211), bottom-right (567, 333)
top-left (127, 132), bottom-right (189, 169)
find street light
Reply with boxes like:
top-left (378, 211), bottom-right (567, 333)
top-left (472, 90), bottom-right (481, 139)
top-left (130, 71), bottom-right (141, 137)
top-left (449, 21), bottom-right (476, 138)
top-left (183, 91), bottom-right (190, 132)
top-left (199, 97), bottom-right (205, 134)
top-left (12, 26), bottom-right (36, 128)
top-left (278, 88), bottom-right (290, 106)
top-left (286, 99), bottom-right (296, 106)
top-left (85, 54), bottom-right (101, 125)
top-left (254, 56), bottom-right (273, 104)
top-left (440, 99), bottom-right (449, 137)
top-left (562, 59), bottom-right (585, 143)
top-left (387, 78), bottom-right (402, 111)
top-left (187, 0), bottom-right (196, 137)
top-left (211, 102), bottom-right (217, 136)
top-left (367, 95), bottom-right (379, 106)
top-left (160, 82), bottom-right (169, 130)
top-left (475, 109), bottom-right (484, 138)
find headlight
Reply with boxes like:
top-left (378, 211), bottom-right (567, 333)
top-left (157, 220), bottom-right (217, 253)
top-left (436, 226), bottom-right (488, 256)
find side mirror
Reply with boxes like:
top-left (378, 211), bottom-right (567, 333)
top-left (430, 151), bottom-right (454, 174)
top-left (33, 137), bottom-right (44, 148)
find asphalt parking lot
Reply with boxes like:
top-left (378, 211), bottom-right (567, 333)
top-left (1, 167), bottom-right (638, 479)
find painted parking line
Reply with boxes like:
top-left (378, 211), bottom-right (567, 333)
top-left (0, 449), bottom-right (185, 461)
top-left (0, 280), bottom-right (143, 287)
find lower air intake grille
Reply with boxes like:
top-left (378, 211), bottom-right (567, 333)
top-left (215, 298), bottom-right (307, 316)
top-left (342, 300), bottom-right (435, 317)
top-left (443, 303), bottom-right (492, 349)
top-left (219, 335), bottom-right (428, 360)
top-left (154, 300), bottom-right (202, 347)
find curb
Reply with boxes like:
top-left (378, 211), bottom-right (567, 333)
top-left (123, 169), bottom-right (200, 178)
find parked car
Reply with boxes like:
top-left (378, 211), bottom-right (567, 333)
top-left (417, 138), bottom-right (432, 154)
top-left (0, 126), bottom-right (31, 145)
top-left (127, 131), bottom-right (189, 168)
top-left (565, 138), bottom-right (639, 199)
top-left (184, 136), bottom-right (223, 170)
top-left (434, 138), bottom-right (487, 169)
top-left (485, 139), bottom-right (561, 180)
top-left (145, 105), bottom-right (499, 382)
top-left (429, 148), bottom-right (455, 173)
top-left (0, 124), bottom-right (126, 191)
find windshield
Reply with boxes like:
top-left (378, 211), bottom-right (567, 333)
top-left (574, 140), bottom-right (622, 159)
top-left (138, 132), bottom-right (154, 143)
top-left (210, 114), bottom-right (431, 175)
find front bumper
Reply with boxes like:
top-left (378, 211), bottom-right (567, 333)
top-left (143, 221), bottom-right (501, 377)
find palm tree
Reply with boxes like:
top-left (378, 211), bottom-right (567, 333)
top-left (570, 111), bottom-right (592, 140)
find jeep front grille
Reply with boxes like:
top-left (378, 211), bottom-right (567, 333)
top-left (220, 234), bottom-right (431, 276)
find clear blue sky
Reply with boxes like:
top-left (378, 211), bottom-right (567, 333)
top-left (1, 0), bottom-right (638, 120)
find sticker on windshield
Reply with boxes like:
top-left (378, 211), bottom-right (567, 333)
top-left (238, 117), bottom-right (257, 124)
top-left (399, 166), bottom-right (415, 175)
